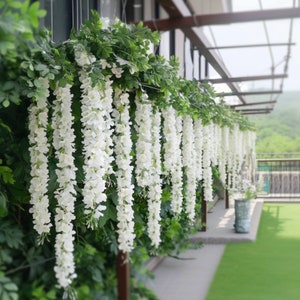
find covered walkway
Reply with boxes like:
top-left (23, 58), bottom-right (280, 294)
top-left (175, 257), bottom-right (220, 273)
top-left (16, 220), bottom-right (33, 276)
top-left (147, 198), bottom-right (264, 300)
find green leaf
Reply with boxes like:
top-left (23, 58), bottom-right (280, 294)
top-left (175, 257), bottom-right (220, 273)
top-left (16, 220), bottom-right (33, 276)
top-left (0, 221), bottom-right (24, 249)
top-left (0, 166), bottom-right (15, 184)
top-left (9, 1), bottom-right (23, 9)
top-left (2, 100), bottom-right (10, 108)
top-left (0, 275), bottom-right (19, 300)
top-left (0, 192), bottom-right (8, 217)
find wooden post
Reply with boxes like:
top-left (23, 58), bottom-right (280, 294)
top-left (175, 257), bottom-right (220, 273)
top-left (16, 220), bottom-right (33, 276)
top-left (201, 186), bottom-right (207, 231)
top-left (117, 251), bottom-right (130, 300)
top-left (225, 172), bottom-right (229, 209)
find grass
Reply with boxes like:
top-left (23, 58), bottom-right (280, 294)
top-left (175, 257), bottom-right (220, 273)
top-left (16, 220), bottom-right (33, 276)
top-left (205, 203), bottom-right (300, 300)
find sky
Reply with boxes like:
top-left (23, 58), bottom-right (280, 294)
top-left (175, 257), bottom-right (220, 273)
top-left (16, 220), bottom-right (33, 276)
top-left (204, 0), bottom-right (300, 92)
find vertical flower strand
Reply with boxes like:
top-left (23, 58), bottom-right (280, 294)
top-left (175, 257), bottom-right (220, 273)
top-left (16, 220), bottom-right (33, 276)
top-left (182, 115), bottom-right (197, 221)
top-left (52, 84), bottom-right (77, 288)
top-left (28, 77), bottom-right (52, 238)
top-left (113, 88), bottom-right (135, 252)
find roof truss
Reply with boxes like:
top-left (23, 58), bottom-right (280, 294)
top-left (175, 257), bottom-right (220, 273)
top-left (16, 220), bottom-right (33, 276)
top-left (143, 0), bottom-right (300, 114)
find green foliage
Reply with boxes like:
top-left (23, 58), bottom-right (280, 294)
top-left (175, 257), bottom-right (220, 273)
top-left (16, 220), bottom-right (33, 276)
top-left (0, 0), bottom-right (56, 109)
top-left (0, 273), bottom-right (19, 300)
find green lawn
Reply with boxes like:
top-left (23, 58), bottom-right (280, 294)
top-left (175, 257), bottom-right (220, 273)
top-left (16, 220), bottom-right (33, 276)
top-left (205, 203), bottom-right (300, 300)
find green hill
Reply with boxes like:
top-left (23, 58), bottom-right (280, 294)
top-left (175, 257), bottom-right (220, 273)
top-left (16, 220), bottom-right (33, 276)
top-left (248, 91), bottom-right (300, 156)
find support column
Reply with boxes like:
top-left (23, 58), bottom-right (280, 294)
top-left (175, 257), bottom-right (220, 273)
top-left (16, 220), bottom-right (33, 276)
top-left (225, 172), bottom-right (229, 209)
top-left (117, 251), bottom-right (130, 300)
top-left (201, 186), bottom-right (207, 231)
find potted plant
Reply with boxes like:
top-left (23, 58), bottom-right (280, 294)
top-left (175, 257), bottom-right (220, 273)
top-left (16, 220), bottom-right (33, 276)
top-left (234, 180), bottom-right (256, 233)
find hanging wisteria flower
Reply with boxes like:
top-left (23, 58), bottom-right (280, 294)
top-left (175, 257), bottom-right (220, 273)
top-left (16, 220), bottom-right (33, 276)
top-left (162, 107), bottom-right (183, 214)
top-left (147, 108), bottom-right (162, 248)
top-left (52, 84), bottom-right (77, 288)
top-left (194, 118), bottom-right (203, 182)
top-left (202, 124), bottom-right (213, 202)
top-left (75, 47), bottom-right (114, 229)
top-left (134, 93), bottom-right (162, 247)
top-left (74, 43), bottom-right (96, 67)
top-left (113, 88), bottom-right (135, 253)
top-left (28, 77), bottom-right (52, 238)
top-left (134, 93), bottom-right (153, 187)
top-left (182, 115), bottom-right (197, 221)
top-left (219, 126), bottom-right (230, 185)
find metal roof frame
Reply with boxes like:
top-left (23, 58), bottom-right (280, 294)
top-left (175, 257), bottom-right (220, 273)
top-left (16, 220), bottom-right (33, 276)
top-left (141, 0), bottom-right (300, 114)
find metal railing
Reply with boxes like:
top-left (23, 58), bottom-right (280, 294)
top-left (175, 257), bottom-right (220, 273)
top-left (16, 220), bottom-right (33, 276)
top-left (256, 157), bottom-right (300, 199)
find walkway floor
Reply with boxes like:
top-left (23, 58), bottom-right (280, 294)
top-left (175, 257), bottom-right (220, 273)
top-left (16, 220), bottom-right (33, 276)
top-left (146, 198), bottom-right (264, 300)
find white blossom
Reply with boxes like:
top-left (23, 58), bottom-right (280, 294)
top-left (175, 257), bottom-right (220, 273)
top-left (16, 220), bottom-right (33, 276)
top-left (28, 77), bottom-right (52, 236)
top-left (113, 89), bottom-right (135, 252)
top-left (134, 93), bottom-right (153, 187)
top-left (134, 92), bottom-right (162, 247)
top-left (75, 47), bottom-right (114, 228)
top-left (162, 107), bottom-right (183, 214)
top-left (182, 116), bottom-right (196, 221)
top-left (194, 118), bottom-right (203, 182)
top-left (52, 84), bottom-right (77, 288)
top-left (74, 44), bottom-right (96, 67)
top-left (202, 124), bottom-right (213, 202)
top-left (147, 109), bottom-right (162, 247)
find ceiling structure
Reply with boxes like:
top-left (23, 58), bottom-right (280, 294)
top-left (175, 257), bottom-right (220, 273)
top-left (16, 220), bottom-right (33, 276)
top-left (142, 0), bottom-right (300, 114)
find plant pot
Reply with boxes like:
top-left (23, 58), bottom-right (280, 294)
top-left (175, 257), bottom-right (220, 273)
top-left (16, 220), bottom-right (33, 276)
top-left (234, 199), bottom-right (251, 233)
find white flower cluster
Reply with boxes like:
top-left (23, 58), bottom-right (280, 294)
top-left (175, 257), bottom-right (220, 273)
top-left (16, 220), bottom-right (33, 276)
top-left (182, 116), bottom-right (197, 221)
top-left (194, 119), bottom-right (203, 182)
top-left (220, 126), bottom-right (230, 184)
top-left (74, 44), bottom-right (96, 67)
top-left (134, 93), bottom-right (153, 187)
top-left (75, 49), bottom-right (114, 228)
top-left (202, 124), bottom-right (213, 202)
top-left (52, 84), bottom-right (77, 288)
top-left (113, 89), bottom-right (135, 252)
top-left (163, 107), bottom-right (183, 214)
top-left (222, 125), bottom-right (257, 194)
top-left (147, 109), bottom-right (162, 248)
top-left (134, 93), bottom-right (162, 247)
top-left (28, 77), bottom-right (52, 236)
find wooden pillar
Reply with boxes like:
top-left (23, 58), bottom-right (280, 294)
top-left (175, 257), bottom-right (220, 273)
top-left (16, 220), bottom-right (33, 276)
top-left (117, 251), bottom-right (130, 300)
top-left (201, 186), bottom-right (207, 231)
top-left (225, 172), bottom-right (229, 209)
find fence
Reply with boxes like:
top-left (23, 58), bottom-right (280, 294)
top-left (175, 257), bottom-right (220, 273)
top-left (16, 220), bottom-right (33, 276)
top-left (256, 158), bottom-right (300, 199)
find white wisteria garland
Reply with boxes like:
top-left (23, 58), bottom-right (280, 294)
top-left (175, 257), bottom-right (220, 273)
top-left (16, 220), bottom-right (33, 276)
top-left (182, 116), bottom-right (197, 221)
top-left (147, 109), bottom-right (162, 248)
top-left (113, 88), bottom-right (135, 252)
top-left (134, 93), bottom-right (153, 187)
top-left (162, 107), bottom-right (183, 214)
top-left (75, 46), bottom-right (114, 229)
top-left (134, 93), bottom-right (162, 247)
top-left (52, 84), bottom-right (77, 288)
top-left (202, 124), bottom-right (213, 202)
top-left (28, 77), bottom-right (52, 237)
top-left (194, 118), bottom-right (203, 182)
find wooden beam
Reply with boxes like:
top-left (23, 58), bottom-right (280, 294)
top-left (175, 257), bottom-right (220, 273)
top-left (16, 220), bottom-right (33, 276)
top-left (207, 74), bottom-right (287, 84)
top-left (217, 90), bottom-right (282, 97)
top-left (142, 8), bottom-right (300, 31)
top-left (231, 100), bottom-right (277, 107)
top-left (241, 110), bottom-right (272, 115)
top-left (207, 42), bottom-right (295, 50)
top-left (236, 108), bottom-right (273, 114)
